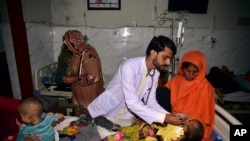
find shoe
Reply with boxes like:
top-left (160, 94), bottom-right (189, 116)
top-left (70, 107), bottom-right (93, 126)
top-left (95, 116), bottom-right (121, 132)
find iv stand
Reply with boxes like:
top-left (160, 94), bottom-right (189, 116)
top-left (157, 10), bottom-right (188, 80)
top-left (170, 12), bottom-right (187, 79)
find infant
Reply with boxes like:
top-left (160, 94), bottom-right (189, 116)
top-left (16, 97), bottom-right (64, 141)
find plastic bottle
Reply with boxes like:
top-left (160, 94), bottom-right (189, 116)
top-left (215, 135), bottom-right (222, 141)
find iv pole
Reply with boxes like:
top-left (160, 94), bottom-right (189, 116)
top-left (157, 10), bottom-right (188, 80)
top-left (172, 12), bottom-right (186, 77)
top-left (163, 12), bottom-right (187, 79)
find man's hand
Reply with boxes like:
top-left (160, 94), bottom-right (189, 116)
top-left (164, 113), bottom-right (185, 125)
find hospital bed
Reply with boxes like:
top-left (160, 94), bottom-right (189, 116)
top-left (35, 63), bottom-right (242, 140)
top-left (54, 104), bottom-right (242, 141)
top-left (208, 69), bottom-right (250, 114)
top-left (34, 62), bottom-right (112, 113)
top-left (34, 62), bottom-right (73, 113)
top-left (34, 62), bottom-right (73, 99)
top-left (213, 104), bottom-right (242, 141)
top-left (215, 90), bottom-right (250, 114)
top-left (34, 62), bottom-right (112, 98)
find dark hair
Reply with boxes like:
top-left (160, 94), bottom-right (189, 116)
top-left (146, 35), bottom-right (177, 56)
top-left (184, 119), bottom-right (204, 141)
top-left (182, 62), bottom-right (197, 69)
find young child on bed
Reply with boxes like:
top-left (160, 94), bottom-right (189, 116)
top-left (16, 96), bottom-right (64, 141)
top-left (105, 116), bottom-right (204, 141)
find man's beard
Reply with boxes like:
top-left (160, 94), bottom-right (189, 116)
top-left (153, 58), bottom-right (169, 73)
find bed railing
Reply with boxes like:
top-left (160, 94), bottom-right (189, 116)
top-left (214, 104), bottom-right (242, 141)
top-left (34, 62), bottom-right (58, 91)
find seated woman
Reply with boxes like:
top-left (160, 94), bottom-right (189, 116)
top-left (164, 50), bottom-right (215, 141)
top-left (104, 116), bottom-right (204, 141)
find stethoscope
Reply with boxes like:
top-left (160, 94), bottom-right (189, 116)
top-left (142, 69), bottom-right (155, 105)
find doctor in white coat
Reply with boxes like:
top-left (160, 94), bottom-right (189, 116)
top-left (62, 35), bottom-right (184, 141)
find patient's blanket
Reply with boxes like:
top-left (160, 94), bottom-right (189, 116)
top-left (105, 122), bottom-right (184, 141)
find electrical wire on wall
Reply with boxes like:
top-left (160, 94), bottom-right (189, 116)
top-left (83, 12), bottom-right (89, 41)
top-left (210, 0), bottom-right (217, 48)
top-left (210, 16), bottom-right (217, 48)
top-left (83, 12), bottom-right (88, 32)
top-left (152, 0), bottom-right (159, 35)
top-left (154, 0), bottom-right (158, 27)
top-left (82, 0), bottom-right (89, 42)
top-left (158, 10), bottom-right (170, 26)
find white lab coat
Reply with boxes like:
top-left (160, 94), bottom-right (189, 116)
top-left (88, 56), bottom-right (168, 126)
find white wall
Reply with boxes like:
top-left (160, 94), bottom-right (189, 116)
top-left (21, 0), bottom-right (250, 29)
top-left (21, 0), bottom-right (52, 24)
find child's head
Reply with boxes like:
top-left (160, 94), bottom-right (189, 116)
top-left (182, 119), bottom-right (204, 141)
top-left (155, 118), bottom-right (204, 141)
top-left (18, 97), bottom-right (44, 124)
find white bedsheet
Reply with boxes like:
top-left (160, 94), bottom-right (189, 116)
top-left (54, 116), bottom-right (78, 131)
top-left (52, 105), bottom-right (241, 141)
top-left (215, 91), bottom-right (250, 103)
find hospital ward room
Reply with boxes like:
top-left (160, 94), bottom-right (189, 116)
top-left (1, 0), bottom-right (250, 141)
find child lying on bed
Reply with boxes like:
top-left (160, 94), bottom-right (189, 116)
top-left (104, 116), bottom-right (204, 141)
top-left (15, 97), bottom-right (64, 141)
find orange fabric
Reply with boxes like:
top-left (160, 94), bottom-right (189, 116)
top-left (165, 50), bottom-right (215, 141)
